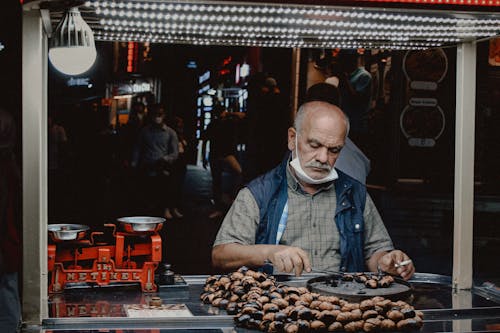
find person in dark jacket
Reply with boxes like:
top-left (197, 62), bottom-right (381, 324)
top-left (202, 104), bottom-right (244, 219)
top-left (131, 104), bottom-right (179, 218)
top-left (0, 108), bottom-right (22, 332)
top-left (212, 101), bottom-right (414, 279)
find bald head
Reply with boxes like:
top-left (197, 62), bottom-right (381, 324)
top-left (294, 101), bottom-right (349, 139)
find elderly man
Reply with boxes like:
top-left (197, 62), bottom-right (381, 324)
top-left (212, 101), bottom-right (414, 280)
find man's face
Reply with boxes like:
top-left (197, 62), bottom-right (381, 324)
top-left (288, 109), bottom-right (346, 180)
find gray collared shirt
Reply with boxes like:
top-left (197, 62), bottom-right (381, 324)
top-left (132, 124), bottom-right (179, 167)
top-left (213, 164), bottom-right (394, 271)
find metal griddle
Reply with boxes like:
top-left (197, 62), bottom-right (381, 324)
top-left (307, 273), bottom-right (412, 302)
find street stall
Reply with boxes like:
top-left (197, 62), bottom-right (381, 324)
top-left (21, 0), bottom-right (500, 331)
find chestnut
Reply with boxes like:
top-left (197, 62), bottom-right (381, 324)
top-left (229, 294), bottom-right (239, 303)
top-left (263, 303), bottom-right (280, 313)
top-left (235, 313), bottom-right (251, 326)
top-left (261, 280), bottom-right (275, 289)
top-left (218, 299), bottom-right (229, 309)
top-left (294, 301), bottom-right (310, 308)
top-left (212, 297), bottom-right (223, 307)
top-left (259, 320), bottom-right (271, 332)
top-left (360, 299), bottom-right (375, 311)
top-left (344, 320), bottom-right (364, 332)
top-left (327, 322), bottom-right (343, 332)
top-left (297, 308), bottom-right (313, 321)
top-left (350, 309), bottom-right (363, 321)
top-left (285, 293), bottom-right (301, 304)
top-left (386, 310), bottom-right (404, 322)
top-left (258, 296), bottom-right (271, 304)
top-left (380, 319), bottom-right (396, 331)
top-left (241, 306), bottom-right (258, 315)
top-left (319, 302), bottom-right (334, 311)
top-left (396, 318), bottom-right (420, 331)
top-left (284, 323), bottom-right (299, 333)
top-left (271, 298), bottom-right (289, 309)
top-left (309, 300), bottom-right (322, 310)
top-left (317, 310), bottom-right (336, 326)
top-left (355, 274), bottom-right (368, 283)
top-left (401, 308), bottom-right (416, 319)
top-left (297, 320), bottom-right (311, 333)
top-left (363, 318), bottom-right (381, 332)
top-left (269, 321), bottom-right (285, 333)
top-left (335, 311), bottom-right (352, 323)
top-left (226, 303), bottom-right (239, 315)
top-left (297, 287), bottom-right (309, 294)
top-left (274, 311), bottom-right (288, 322)
top-left (342, 274), bottom-right (354, 281)
top-left (300, 293), bottom-right (314, 304)
top-left (310, 320), bottom-right (326, 332)
top-left (365, 279), bottom-right (378, 289)
top-left (262, 312), bottom-right (275, 322)
top-left (362, 310), bottom-right (379, 320)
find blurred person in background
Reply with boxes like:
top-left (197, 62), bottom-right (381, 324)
top-left (0, 108), bottom-right (22, 332)
top-left (338, 51), bottom-right (373, 151)
top-left (120, 101), bottom-right (147, 167)
top-left (169, 116), bottom-right (188, 219)
top-left (246, 76), bottom-right (290, 179)
top-left (132, 104), bottom-right (179, 219)
top-left (202, 104), bottom-right (244, 219)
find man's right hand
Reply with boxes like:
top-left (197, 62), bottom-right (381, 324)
top-left (267, 245), bottom-right (312, 276)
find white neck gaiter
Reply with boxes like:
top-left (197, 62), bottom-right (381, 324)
top-left (289, 135), bottom-right (338, 185)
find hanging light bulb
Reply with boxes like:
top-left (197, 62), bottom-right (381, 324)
top-left (49, 7), bottom-right (97, 75)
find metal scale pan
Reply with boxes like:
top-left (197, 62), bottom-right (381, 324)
top-left (117, 216), bottom-right (165, 233)
top-left (48, 224), bottom-right (90, 241)
top-left (307, 273), bottom-right (412, 302)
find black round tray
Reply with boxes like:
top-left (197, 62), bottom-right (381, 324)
top-left (307, 273), bottom-right (412, 302)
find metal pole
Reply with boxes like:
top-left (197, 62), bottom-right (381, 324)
top-left (22, 8), bottom-right (48, 325)
top-left (290, 48), bottom-right (301, 118)
top-left (453, 42), bottom-right (476, 290)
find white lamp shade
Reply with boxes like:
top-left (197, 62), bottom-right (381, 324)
top-left (49, 7), bottom-right (97, 76)
top-left (49, 46), bottom-right (97, 75)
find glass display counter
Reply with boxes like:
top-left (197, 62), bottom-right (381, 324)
top-left (40, 273), bottom-right (500, 332)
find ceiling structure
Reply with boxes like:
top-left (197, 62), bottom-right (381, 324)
top-left (44, 0), bottom-right (500, 50)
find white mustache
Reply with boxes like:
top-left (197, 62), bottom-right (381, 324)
top-left (304, 160), bottom-right (332, 171)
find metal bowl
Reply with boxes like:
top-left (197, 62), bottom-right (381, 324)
top-left (48, 224), bottom-right (90, 241)
top-left (117, 216), bottom-right (165, 233)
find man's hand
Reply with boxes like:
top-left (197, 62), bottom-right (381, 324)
top-left (377, 250), bottom-right (415, 281)
top-left (267, 246), bottom-right (312, 276)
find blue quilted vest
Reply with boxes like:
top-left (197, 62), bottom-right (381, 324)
top-left (247, 156), bottom-right (366, 272)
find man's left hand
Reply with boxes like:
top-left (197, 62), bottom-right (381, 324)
top-left (377, 250), bottom-right (415, 281)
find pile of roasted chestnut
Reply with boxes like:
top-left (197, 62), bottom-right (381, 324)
top-left (200, 267), bottom-right (423, 332)
top-left (341, 273), bottom-right (395, 289)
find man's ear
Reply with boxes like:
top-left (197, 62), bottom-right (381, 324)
top-left (287, 127), bottom-right (296, 151)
